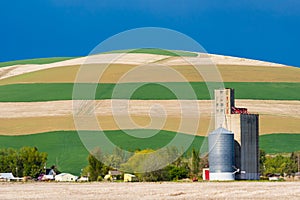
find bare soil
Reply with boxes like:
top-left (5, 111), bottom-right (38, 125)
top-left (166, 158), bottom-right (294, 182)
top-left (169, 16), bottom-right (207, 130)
top-left (0, 182), bottom-right (299, 200)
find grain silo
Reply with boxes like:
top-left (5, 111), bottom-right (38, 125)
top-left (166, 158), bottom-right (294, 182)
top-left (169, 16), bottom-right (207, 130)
top-left (214, 88), bottom-right (259, 180)
top-left (208, 127), bottom-right (235, 180)
top-left (239, 114), bottom-right (259, 180)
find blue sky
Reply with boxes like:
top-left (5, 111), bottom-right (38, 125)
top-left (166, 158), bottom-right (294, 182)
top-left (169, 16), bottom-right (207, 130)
top-left (0, 0), bottom-right (299, 66)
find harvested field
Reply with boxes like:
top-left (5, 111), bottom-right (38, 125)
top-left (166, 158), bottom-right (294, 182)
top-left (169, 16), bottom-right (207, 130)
top-left (0, 100), bottom-right (299, 135)
top-left (0, 99), bottom-right (299, 119)
top-left (0, 115), bottom-right (212, 136)
top-left (0, 115), bottom-right (201, 137)
top-left (0, 116), bottom-right (76, 135)
top-left (1, 114), bottom-right (299, 136)
top-left (260, 115), bottom-right (300, 134)
top-left (1, 64), bottom-right (299, 85)
top-left (0, 182), bottom-right (299, 200)
top-left (162, 53), bottom-right (287, 67)
top-left (217, 65), bottom-right (300, 82)
top-left (0, 52), bottom-right (299, 136)
top-left (0, 100), bottom-right (299, 119)
top-left (0, 52), bottom-right (299, 85)
top-left (0, 53), bottom-right (170, 81)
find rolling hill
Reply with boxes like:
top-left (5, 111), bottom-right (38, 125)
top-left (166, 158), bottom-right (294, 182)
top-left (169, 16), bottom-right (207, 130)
top-left (0, 49), bottom-right (299, 174)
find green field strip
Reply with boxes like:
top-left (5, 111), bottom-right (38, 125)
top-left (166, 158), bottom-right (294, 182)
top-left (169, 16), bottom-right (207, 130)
top-left (0, 131), bottom-right (88, 175)
top-left (101, 48), bottom-right (198, 57)
top-left (260, 134), bottom-right (300, 154)
top-left (0, 130), bottom-right (204, 175)
top-left (0, 82), bottom-right (299, 102)
top-left (0, 130), bottom-right (298, 175)
top-left (0, 57), bottom-right (75, 68)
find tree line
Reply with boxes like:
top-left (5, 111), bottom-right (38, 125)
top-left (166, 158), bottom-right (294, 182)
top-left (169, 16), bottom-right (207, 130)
top-left (0, 147), bottom-right (47, 178)
top-left (1, 146), bottom-right (298, 181)
top-left (84, 147), bottom-right (299, 181)
top-left (260, 149), bottom-right (299, 177)
top-left (82, 147), bottom-right (208, 181)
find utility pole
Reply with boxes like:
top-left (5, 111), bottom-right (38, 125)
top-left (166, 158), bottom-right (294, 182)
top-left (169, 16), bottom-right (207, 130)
top-left (297, 153), bottom-right (300, 172)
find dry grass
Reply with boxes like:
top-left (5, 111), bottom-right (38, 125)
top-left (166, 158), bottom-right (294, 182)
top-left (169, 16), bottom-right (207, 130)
top-left (0, 115), bottom-right (212, 136)
top-left (260, 115), bottom-right (300, 134)
top-left (0, 64), bottom-right (136, 85)
top-left (0, 65), bottom-right (80, 85)
top-left (0, 64), bottom-right (299, 85)
top-left (0, 116), bottom-right (76, 135)
top-left (0, 114), bottom-right (299, 136)
top-left (218, 65), bottom-right (300, 82)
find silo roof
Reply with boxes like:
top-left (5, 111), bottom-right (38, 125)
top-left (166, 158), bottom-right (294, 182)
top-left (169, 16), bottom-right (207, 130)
top-left (210, 127), bottom-right (233, 135)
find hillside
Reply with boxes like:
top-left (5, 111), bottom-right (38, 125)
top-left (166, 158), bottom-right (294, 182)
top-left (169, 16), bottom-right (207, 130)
top-left (0, 50), bottom-right (299, 135)
top-left (0, 49), bottom-right (299, 173)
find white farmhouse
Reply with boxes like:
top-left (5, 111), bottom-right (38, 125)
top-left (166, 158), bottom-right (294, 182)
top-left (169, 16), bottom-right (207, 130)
top-left (55, 173), bottom-right (78, 182)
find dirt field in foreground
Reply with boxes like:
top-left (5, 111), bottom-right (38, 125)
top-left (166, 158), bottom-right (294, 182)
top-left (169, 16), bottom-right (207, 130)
top-left (0, 182), bottom-right (299, 200)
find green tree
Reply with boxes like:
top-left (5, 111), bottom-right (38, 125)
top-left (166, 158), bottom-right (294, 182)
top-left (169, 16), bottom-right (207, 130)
top-left (189, 148), bottom-right (200, 177)
top-left (290, 152), bottom-right (299, 173)
top-left (264, 154), bottom-right (297, 176)
top-left (199, 154), bottom-right (209, 170)
top-left (120, 148), bottom-right (182, 174)
top-left (120, 147), bottom-right (190, 182)
top-left (103, 147), bottom-right (130, 170)
top-left (0, 148), bottom-right (18, 175)
top-left (166, 146), bottom-right (181, 166)
top-left (139, 167), bottom-right (170, 182)
top-left (259, 149), bottom-right (266, 175)
top-left (120, 149), bottom-right (155, 173)
top-left (168, 165), bottom-right (189, 180)
top-left (0, 147), bottom-right (47, 178)
top-left (19, 147), bottom-right (47, 177)
top-left (86, 148), bottom-right (109, 181)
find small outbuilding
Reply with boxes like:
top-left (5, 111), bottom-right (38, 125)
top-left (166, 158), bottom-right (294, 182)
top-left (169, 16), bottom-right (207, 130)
top-left (77, 176), bottom-right (89, 182)
top-left (0, 173), bottom-right (23, 182)
top-left (268, 173), bottom-right (281, 181)
top-left (124, 173), bottom-right (138, 182)
top-left (104, 170), bottom-right (122, 181)
top-left (55, 173), bottom-right (78, 182)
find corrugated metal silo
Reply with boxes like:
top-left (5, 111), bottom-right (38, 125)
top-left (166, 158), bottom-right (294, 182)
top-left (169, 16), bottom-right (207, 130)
top-left (208, 127), bottom-right (235, 180)
top-left (240, 114), bottom-right (259, 180)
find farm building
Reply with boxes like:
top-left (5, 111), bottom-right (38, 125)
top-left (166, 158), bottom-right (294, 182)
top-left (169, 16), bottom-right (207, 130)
top-left (104, 170), bottom-right (122, 181)
top-left (124, 173), bottom-right (138, 182)
top-left (213, 88), bottom-right (259, 180)
top-left (55, 173), bottom-right (78, 182)
top-left (40, 174), bottom-right (55, 181)
top-left (0, 173), bottom-right (23, 181)
top-left (77, 176), bottom-right (89, 182)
